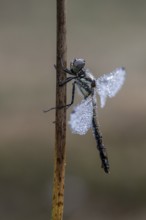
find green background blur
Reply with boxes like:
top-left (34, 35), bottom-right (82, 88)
top-left (1, 0), bottom-right (146, 219)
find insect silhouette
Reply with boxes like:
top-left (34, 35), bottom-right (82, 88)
top-left (44, 58), bottom-right (126, 173)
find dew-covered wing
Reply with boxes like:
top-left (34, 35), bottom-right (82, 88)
top-left (96, 67), bottom-right (126, 108)
top-left (68, 97), bottom-right (93, 135)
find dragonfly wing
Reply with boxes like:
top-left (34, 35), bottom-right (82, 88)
top-left (68, 96), bottom-right (93, 135)
top-left (96, 67), bottom-right (126, 108)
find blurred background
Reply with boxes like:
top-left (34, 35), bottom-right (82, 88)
top-left (0, 0), bottom-right (146, 219)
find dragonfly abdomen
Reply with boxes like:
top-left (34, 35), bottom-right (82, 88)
top-left (92, 104), bottom-right (110, 173)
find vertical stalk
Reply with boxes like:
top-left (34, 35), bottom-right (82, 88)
top-left (51, 0), bottom-right (67, 220)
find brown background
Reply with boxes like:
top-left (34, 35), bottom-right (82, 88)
top-left (1, 0), bottom-right (146, 219)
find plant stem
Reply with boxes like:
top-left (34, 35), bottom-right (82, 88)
top-left (51, 0), bottom-right (67, 220)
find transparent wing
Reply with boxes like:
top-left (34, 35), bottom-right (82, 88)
top-left (68, 96), bottom-right (93, 135)
top-left (96, 67), bottom-right (126, 108)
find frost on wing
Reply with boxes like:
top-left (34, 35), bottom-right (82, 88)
top-left (96, 67), bottom-right (126, 108)
top-left (68, 97), bottom-right (93, 135)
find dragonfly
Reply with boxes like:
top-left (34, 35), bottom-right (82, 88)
top-left (44, 58), bottom-right (126, 173)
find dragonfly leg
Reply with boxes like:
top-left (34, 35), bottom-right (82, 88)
top-left (54, 61), bottom-right (74, 75)
top-left (43, 81), bottom-right (76, 112)
top-left (59, 76), bottom-right (77, 86)
top-left (65, 81), bottom-right (76, 109)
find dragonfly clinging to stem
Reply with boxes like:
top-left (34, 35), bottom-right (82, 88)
top-left (44, 58), bottom-right (126, 173)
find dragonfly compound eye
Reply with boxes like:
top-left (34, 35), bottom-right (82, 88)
top-left (73, 58), bottom-right (85, 71)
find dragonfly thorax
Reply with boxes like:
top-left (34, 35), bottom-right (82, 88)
top-left (75, 69), bottom-right (96, 98)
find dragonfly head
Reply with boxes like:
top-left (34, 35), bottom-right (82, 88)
top-left (70, 58), bottom-right (85, 74)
